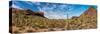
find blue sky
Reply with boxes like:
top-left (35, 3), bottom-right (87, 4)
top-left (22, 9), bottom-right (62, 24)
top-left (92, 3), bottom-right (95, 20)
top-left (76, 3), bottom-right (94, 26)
top-left (11, 1), bottom-right (91, 19)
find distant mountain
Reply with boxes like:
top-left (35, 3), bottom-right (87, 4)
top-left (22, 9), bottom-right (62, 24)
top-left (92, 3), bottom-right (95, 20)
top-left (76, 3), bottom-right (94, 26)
top-left (10, 8), bottom-right (45, 18)
top-left (84, 6), bottom-right (96, 16)
top-left (26, 9), bottom-right (45, 18)
top-left (71, 16), bottom-right (79, 19)
top-left (80, 6), bottom-right (97, 17)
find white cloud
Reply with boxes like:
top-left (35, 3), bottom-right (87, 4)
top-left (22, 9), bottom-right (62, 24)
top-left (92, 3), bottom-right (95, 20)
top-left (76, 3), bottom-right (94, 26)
top-left (12, 4), bottom-right (23, 9)
top-left (44, 11), bottom-right (67, 19)
top-left (25, 1), bottom-right (33, 6)
top-left (59, 5), bottom-right (67, 9)
top-left (31, 1), bottom-right (41, 5)
top-left (45, 14), bottom-right (67, 19)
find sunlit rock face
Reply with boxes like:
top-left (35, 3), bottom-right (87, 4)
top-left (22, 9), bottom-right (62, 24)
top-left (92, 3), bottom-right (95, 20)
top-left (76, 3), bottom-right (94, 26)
top-left (83, 7), bottom-right (97, 17)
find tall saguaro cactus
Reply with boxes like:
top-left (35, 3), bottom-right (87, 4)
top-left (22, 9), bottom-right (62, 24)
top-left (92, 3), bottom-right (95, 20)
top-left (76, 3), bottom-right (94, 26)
top-left (64, 6), bottom-right (70, 29)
